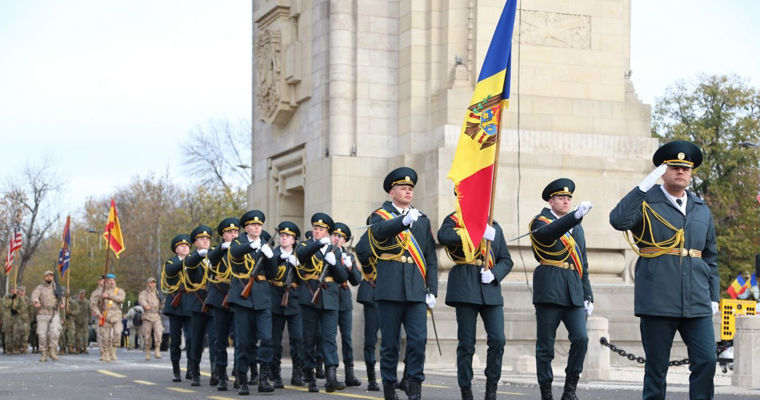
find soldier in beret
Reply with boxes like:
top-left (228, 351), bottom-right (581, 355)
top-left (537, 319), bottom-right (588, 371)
top-left (96, 274), bottom-right (125, 362)
top-left (228, 210), bottom-right (276, 394)
top-left (331, 222), bottom-right (363, 387)
top-left (296, 212), bottom-right (348, 393)
top-left (368, 167), bottom-right (438, 400)
top-left (89, 275), bottom-right (106, 359)
top-left (529, 178), bottom-right (593, 400)
top-left (610, 140), bottom-right (718, 399)
top-left (267, 221), bottom-right (305, 388)
top-left (438, 198), bottom-right (514, 400)
top-left (162, 234), bottom-right (194, 381)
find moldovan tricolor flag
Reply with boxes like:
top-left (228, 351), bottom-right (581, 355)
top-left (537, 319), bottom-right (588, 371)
top-left (103, 199), bottom-right (125, 258)
top-left (446, 0), bottom-right (517, 260)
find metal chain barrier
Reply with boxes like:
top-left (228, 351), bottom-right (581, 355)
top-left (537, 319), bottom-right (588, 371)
top-left (600, 337), bottom-right (690, 366)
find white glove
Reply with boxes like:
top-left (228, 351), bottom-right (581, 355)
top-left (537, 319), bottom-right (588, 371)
top-left (221, 242), bottom-right (231, 250)
top-left (342, 253), bottom-right (353, 268)
top-left (288, 255), bottom-right (298, 266)
top-left (711, 301), bottom-right (719, 315)
top-left (319, 237), bottom-right (331, 245)
top-left (638, 164), bottom-right (668, 192)
top-left (280, 251), bottom-right (289, 260)
top-left (402, 208), bottom-right (420, 227)
top-left (574, 201), bottom-right (593, 220)
top-left (250, 239), bottom-right (261, 250)
top-left (324, 251), bottom-right (337, 265)
top-left (425, 293), bottom-right (436, 309)
top-left (584, 300), bottom-right (594, 316)
top-left (483, 225), bottom-right (496, 241)
top-left (197, 249), bottom-right (208, 257)
top-left (480, 267), bottom-right (495, 284)
top-left (260, 244), bottom-right (273, 259)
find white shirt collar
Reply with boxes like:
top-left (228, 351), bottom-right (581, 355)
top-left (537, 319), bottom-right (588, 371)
top-left (392, 202), bottom-right (412, 215)
top-left (660, 185), bottom-right (687, 215)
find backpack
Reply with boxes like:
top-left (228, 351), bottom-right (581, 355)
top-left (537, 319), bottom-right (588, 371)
top-left (132, 310), bottom-right (143, 327)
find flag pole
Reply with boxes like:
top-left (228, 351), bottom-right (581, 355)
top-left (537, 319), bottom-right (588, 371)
top-left (482, 103), bottom-right (505, 269)
top-left (104, 230), bottom-right (111, 277)
top-left (11, 212), bottom-right (21, 290)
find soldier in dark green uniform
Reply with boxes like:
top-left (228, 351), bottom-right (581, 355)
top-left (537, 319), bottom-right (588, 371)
top-left (228, 210), bottom-right (276, 394)
top-left (267, 221), bottom-right (305, 388)
top-left (332, 222), bottom-right (363, 387)
top-left (438, 210), bottom-right (513, 400)
top-left (529, 178), bottom-right (593, 400)
top-left (162, 234), bottom-right (193, 382)
top-left (610, 140), bottom-right (718, 400)
top-left (368, 167), bottom-right (438, 400)
top-left (183, 225), bottom-right (217, 386)
top-left (295, 213), bottom-right (348, 393)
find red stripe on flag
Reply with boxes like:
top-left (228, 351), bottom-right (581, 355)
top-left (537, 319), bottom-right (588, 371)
top-left (457, 165), bottom-right (494, 247)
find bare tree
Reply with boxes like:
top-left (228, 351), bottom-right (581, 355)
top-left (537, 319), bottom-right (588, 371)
top-left (181, 118), bottom-right (252, 210)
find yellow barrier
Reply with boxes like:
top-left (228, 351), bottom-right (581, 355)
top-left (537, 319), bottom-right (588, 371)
top-left (720, 298), bottom-right (757, 341)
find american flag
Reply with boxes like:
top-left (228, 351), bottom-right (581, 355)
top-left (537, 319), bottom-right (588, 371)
top-left (4, 225), bottom-right (22, 275)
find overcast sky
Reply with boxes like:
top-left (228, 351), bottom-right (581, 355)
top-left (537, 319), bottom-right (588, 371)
top-left (0, 0), bottom-right (757, 216)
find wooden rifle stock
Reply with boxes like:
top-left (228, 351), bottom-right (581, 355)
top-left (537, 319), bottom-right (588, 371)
top-left (221, 293), bottom-right (230, 310)
top-left (201, 300), bottom-right (209, 314)
top-left (171, 290), bottom-right (182, 308)
top-left (310, 245), bottom-right (336, 304)
top-left (241, 237), bottom-right (275, 299)
top-left (280, 265), bottom-right (294, 308)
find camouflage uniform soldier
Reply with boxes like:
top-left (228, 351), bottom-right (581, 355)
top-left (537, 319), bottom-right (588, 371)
top-left (91, 273), bottom-right (125, 362)
top-left (11, 286), bottom-right (31, 354)
top-left (59, 288), bottom-right (80, 354)
top-left (138, 277), bottom-right (163, 360)
top-left (89, 275), bottom-right (106, 359)
top-left (1, 290), bottom-right (11, 354)
top-left (31, 270), bottom-right (63, 362)
top-left (74, 289), bottom-right (90, 353)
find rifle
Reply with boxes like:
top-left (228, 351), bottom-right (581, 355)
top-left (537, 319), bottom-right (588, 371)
top-left (241, 237), bottom-right (276, 299)
top-left (221, 293), bottom-right (230, 310)
top-left (310, 245), bottom-right (338, 305)
top-left (280, 261), bottom-right (295, 308)
top-left (170, 290), bottom-right (183, 308)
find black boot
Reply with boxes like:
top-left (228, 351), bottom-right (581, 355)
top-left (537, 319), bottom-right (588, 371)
top-left (366, 362), bottom-right (379, 391)
top-left (248, 363), bottom-right (259, 385)
top-left (383, 382), bottom-right (399, 400)
top-left (460, 386), bottom-right (473, 400)
top-left (191, 362), bottom-right (201, 386)
top-left (172, 361), bottom-right (182, 382)
top-left (271, 362), bottom-right (284, 388)
top-left (325, 365), bottom-right (346, 392)
top-left (305, 368), bottom-right (319, 393)
top-left (210, 366), bottom-right (220, 386)
top-left (396, 364), bottom-right (408, 394)
top-left (185, 360), bottom-right (193, 380)
top-left (345, 363), bottom-right (361, 387)
top-left (217, 366), bottom-right (228, 391)
top-left (237, 371), bottom-right (250, 396)
top-left (258, 364), bottom-right (275, 393)
top-left (560, 375), bottom-right (579, 400)
top-left (540, 382), bottom-right (553, 400)
top-left (315, 358), bottom-right (325, 379)
top-left (485, 382), bottom-right (498, 400)
top-left (233, 371), bottom-right (242, 390)
top-left (291, 360), bottom-right (305, 386)
top-left (407, 378), bottom-right (422, 400)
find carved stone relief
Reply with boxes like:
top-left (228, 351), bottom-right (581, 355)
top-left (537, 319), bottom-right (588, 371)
top-left (520, 10), bottom-right (591, 49)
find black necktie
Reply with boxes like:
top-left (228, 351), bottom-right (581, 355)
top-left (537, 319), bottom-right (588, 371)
top-left (676, 199), bottom-right (683, 206)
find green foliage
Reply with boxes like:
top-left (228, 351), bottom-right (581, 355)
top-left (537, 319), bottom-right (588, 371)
top-left (652, 75), bottom-right (760, 292)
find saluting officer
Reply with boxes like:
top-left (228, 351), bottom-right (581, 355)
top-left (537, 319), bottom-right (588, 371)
top-left (267, 221), bottom-right (305, 388)
top-left (162, 234), bottom-right (193, 382)
top-left (529, 178), bottom-right (594, 400)
top-left (332, 222), bottom-right (363, 387)
top-left (183, 225), bottom-right (217, 386)
top-left (438, 206), bottom-right (513, 400)
top-left (295, 213), bottom-right (348, 393)
top-left (228, 210), bottom-right (276, 394)
top-left (204, 217), bottom-right (239, 391)
top-left (367, 167), bottom-right (438, 400)
top-left (354, 217), bottom-right (381, 391)
top-left (610, 140), bottom-right (718, 400)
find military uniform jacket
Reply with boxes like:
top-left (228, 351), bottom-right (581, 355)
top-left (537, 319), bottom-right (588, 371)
top-left (267, 246), bottom-right (303, 316)
top-left (31, 282), bottom-right (59, 315)
top-left (529, 208), bottom-right (593, 307)
top-left (438, 215), bottom-right (514, 306)
top-left (338, 251), bottom-right (362, 312)
top-left (609, 185), bottom-right (719, 318)
top-left (93, 284), bottom-right (125, 323)
top-left (355, 229), bottom-right (377, 306)
top-left (75, 298), bottom-right (89, 325)
top-left (368, 201), bottom-right (438, 302)
top-left (227, 234), bottom-right (275, 310)
top-left (162, 255), bottom-right (192, 317)
top-left (205, 244), bottom-right (230, 309)
top-left (295, 239), bottom-right (348, 311)
top-left (138, 289), bottom-right (162, 323)
top-left (184, 250), bottom-right (211, 313)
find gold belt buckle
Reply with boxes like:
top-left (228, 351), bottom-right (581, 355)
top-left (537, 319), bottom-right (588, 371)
top-left (400, 255), bottom-right (409, 263)
top-left (680, 248), bottom-right (688, 257)
top-left (688, 249), bottom-right (698, 257)
top-left (562, 262), bottom-right (570, 269)
top-left (475, 259), bottom-right (483, 266)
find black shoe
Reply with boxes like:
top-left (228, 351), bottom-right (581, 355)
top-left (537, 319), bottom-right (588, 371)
top-left (345, 364), bottom-right (361, 387)
top-left (233, 372), bottom-right (241, 390)
top-left (291, 361), bottom-right (305, 386)
top-left (396, 365), bottom-right (408, 395)
top-left (315, 360), bottom-right (325, 379)
top-left (217, 368), bottom-right (228, 392)
top-left (210, 367), bottom-right (220, 386)
top-left (460, 386), bottom-right (473, 400)
top-left (366, 362), bottom-right (379, 391)
top-left (185, 360), bottom-right (192, 380)
top-left (248, 364), bottom-right (259, 385)
top-left (271, 362), bottom-right (284, 389)
top-left (383, 382), bottom-right (399, 400)
top-left (325, 366), bottom-right (346, 393)
top-left (191, 363), bottom-right (201, 387)
top-left (540, 382), bottom-right (553, 400)
top-left (172, 361), bottom-right (182, 382)
top-left (560, 375), bottom-right (579, 400)
top-left (237, 372), bottom-right (250, 396)
top-left (407, 378), bottom-right (421, 400)
top-left (257, 364), bottom-right (275, 393)
top-left (306, 368), bottom-right (319, 393)
top-left (485, 382), bottom-right (498, 400)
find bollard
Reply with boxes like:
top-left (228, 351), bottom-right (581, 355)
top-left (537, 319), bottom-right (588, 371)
top-left (731, 314), bottom-right (760, 388)
top-left (583, 316), bottom-right (610, 381)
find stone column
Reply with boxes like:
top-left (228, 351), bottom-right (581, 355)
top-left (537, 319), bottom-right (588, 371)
top-left (732, 315), bottom-right (760, 388)
top-left (583, 316), bottom-right (610, 381)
